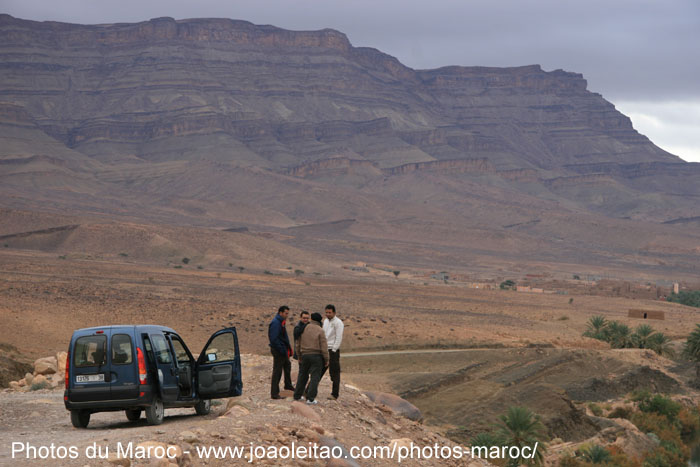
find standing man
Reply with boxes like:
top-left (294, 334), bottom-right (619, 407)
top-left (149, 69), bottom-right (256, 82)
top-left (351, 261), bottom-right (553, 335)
top-left (322, 304), bottom-right (344, 400)
top-left (268, 305), bottom-right (294, 399)
top-left (294, 312), bottom-right (329, 405)
top-left (293, 310), bottom-right (310, 361)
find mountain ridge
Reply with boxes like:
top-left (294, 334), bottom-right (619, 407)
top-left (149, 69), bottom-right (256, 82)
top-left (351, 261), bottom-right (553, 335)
top-left (1, 14), bottom-right (699, 280)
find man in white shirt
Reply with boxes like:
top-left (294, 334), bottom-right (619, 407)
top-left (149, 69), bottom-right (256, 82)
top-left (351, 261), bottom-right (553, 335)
top-left (322, 304), bottom-right (344, 400)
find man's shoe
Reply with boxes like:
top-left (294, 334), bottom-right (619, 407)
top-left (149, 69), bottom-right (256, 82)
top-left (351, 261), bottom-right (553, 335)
top-left (327, 395), bottom-right (338, 400)
top-left (284, 386), bottom-right (295, 391)
top-left (306, 399), bottom-right (318, 405)
top-left (271, 395), bottom-right (286, 400)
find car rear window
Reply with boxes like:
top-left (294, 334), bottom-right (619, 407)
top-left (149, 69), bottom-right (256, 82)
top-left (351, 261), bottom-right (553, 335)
top-left (111, 334), bottom-right (133, 365)
top-left (73, 335), bottom-right (107, 367)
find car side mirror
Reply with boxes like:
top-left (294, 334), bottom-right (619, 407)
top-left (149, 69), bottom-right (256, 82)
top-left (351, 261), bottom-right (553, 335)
top-left (207, 353), bottom-right (217, 362)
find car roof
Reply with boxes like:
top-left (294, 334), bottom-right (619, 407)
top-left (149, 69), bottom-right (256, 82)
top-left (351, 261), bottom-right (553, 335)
top-left (73, 325), bottom-right (178, 334)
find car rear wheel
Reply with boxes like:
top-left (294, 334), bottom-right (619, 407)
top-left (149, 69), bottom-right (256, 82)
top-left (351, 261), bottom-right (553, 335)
top-left (70, 410), bottom-right (90, 428)
top-left (145, 397), bottom-right (164, 425)
top-left (195, 399), bottom-right (211, 415)
top-left (125, 409), bottom-right (142, 421)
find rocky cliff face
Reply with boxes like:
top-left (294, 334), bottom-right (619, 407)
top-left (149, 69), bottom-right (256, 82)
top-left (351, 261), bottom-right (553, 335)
top-left (0, 14), bottom-right (678, 172)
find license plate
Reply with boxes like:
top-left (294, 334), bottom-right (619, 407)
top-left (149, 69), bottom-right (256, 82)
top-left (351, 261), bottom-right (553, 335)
top-left (76, 374), bottom-right (104, 383)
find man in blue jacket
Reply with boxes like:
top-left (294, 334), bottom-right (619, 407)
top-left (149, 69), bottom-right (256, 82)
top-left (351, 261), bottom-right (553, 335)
top-left (269, 305), bottom-right (294, 399)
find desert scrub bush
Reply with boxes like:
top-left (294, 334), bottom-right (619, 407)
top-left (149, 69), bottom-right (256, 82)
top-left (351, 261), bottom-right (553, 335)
top-left (607, 406), bottom-right (632, 419)
top-left (30, 381), bottom-right (51, 391)
top-left (588, 403), bottom-right (603, 416)
top-left (638, 394), bottom-right (681, 420)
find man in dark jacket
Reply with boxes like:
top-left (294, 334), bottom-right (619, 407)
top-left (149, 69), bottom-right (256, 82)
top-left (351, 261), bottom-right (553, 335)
top-left (292, 310), bottom-right (310, 361)
top-left (294, 312), bottom-right (329, 404)
top-left (269, 305), bottom-right (294, 399)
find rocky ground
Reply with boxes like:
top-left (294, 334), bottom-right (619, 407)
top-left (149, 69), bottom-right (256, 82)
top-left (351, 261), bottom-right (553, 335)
top-left (0, 354), bottom-right (492, 466)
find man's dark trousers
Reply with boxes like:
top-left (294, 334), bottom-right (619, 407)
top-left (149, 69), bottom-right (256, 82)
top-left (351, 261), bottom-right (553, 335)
top-left (319, 349), bottom-right (341, 398)
top-left (294, 354), bottom-right (323, 402)
top-left (271, 350), bottom-right (293, 397)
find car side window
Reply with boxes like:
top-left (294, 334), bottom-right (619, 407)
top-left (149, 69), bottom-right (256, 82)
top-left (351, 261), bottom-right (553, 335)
top-left (111, 334), bottom-right (133, 365)
top-left (73, 335), bottom-right (107, 367)
top-left (150, 334), bottom-right (172, 364)
top-left (170, 337), bottom-right (191, 366)
top-left (202, 332), bottom-right (237, 363)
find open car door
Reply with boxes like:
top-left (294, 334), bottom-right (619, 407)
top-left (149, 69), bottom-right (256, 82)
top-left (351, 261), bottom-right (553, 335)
top-left (196, 327), bottom-right (242, 399)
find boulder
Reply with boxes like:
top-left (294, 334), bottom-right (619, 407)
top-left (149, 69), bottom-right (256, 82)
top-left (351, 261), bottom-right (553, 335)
top-left (34, 357), bottom-right (58, 375)
top-left (291, 401), bottom-right (321, 422)
top-left (56, 351), bottom-right (68, 374)
top-left (24, 373), bottom-right (34, 385)
top-left (363, 391), bottom-right (422, 421)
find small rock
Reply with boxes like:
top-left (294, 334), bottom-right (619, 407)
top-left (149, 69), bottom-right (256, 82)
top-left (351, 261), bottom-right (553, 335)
top-left (179, 431), bottom-right (200, 444)
top-left (390, 438), bottom-right (414, 451)
top-left (296, 428), bottom-right (320, 443)
top-left (32, 374), bottom-right (49, 386)
top-left (311, 424), bottom-right (325, 435)
top-left (17, 378), bottom-right (27, 387)
top-left (135, 441), bottom-right (169, 458)
top-left (291, 401), bottom-right (321, 422)
top-left (223, 405), bottom-right (250, 418)
top-left (24, 373), bottom-right (34, 385)
top-left (107, 454), bottom-right (131, 466)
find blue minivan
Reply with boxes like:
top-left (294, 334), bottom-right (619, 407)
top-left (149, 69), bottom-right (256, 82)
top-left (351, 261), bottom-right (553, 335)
top-left (64, 325), bottom-right (242, 428)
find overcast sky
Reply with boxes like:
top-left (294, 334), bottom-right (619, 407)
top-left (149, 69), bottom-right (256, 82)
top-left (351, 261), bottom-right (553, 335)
top-left (3, 0), bottom-right (699, 162)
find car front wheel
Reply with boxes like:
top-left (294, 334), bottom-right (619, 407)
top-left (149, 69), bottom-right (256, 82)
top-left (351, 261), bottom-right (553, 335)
top-left (145, 397), bottom-right (164, 425)
top-left (70, 410), bottom-right (90, 428)
top-left (195, 399), bottom-right (211, 415)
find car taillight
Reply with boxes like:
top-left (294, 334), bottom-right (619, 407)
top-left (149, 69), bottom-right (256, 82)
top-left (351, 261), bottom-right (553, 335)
top-left (137, 347), bottom-right (147, 384)
top-left (65, 350), bottom-right (70, 389)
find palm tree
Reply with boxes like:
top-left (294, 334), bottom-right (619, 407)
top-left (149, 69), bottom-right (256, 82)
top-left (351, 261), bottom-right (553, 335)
top-left (647, 332), bottom-right (674, 357)
top-left (470, 432), bottom-right (502, 448)
top-left (631, 324), bottom-right (654, 348)
top-left (583, 316), bottom-right (608, 340)
top-left (496, 406), bottom-right (547, 466)
top-left (581, 444), bottom-right (611, 464)
top-left (605, 321), bottom-right (632, 349)
top-left (684, 324), bottom-right (700, 384)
